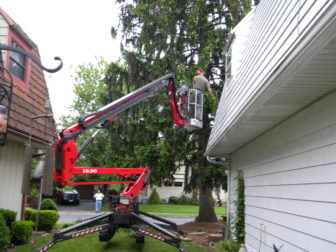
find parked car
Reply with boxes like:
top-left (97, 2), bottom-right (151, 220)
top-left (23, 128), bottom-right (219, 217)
top-left (56, 190), bottom-right (80, 205)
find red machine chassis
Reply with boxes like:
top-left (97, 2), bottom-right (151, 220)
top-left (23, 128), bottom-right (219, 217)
top-left (41, 74), bottom-right (190, 252)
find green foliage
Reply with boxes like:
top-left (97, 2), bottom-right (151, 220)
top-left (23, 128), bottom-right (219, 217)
top-left (26, 210), bottom-right (58, 231)
top-left (168, 195), bottom-right (193, 205)
top-left (0, 209), bottom-right (17, 228)
top-left (28, 187), bottom-right (39, 197)
top-left (148, 188), bottom-right (161, 204)
top-left (168, 196), bottom-right (178, 204)
top-left (11, 221), bottom-right (34, 245)
top-left (24, 208), bottom-right (36, 221)
top-left (178, 195), bottom-right (193, 205)
top-left (215, 239), bottom-right (240, 252)
top-left (56, 186), bottom-right (76, 192)
top-left (0, 213), bottom-right (10, 252)
top-left (234, 173), bottom-right (245, 244)
top-left (40, 199), bottom-right (58, 211)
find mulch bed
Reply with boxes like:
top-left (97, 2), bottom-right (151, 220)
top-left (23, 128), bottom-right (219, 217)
top-left (178, 221), bottom-right (225, 248)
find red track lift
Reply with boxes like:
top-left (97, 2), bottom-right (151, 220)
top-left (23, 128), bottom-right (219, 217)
top-left (39, 74), bottom-right (202, 252)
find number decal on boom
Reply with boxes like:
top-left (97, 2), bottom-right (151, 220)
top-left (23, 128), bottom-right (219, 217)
top-left (82, 168), bottom-right (98, 174)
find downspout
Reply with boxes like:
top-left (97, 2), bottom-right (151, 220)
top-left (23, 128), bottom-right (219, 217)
top-left (206, 155), bottom-right (231, 239)
top-left (226, 159), bottom-right (231, 239)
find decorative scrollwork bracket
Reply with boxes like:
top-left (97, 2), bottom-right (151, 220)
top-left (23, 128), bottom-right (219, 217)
top-left (0, 45), bottom-right (63, 146)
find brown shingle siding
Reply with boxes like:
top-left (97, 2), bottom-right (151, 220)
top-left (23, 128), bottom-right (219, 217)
top-left (8, 48), bottom-right (55, 143)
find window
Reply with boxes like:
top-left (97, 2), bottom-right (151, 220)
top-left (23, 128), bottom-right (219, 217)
top-left (164, 180), bottom-right (173, 187)
top-left (6, 31), bottom-right (31, 90)
top-left (9, 40), bottom-right (26, 81)
top-left (225, 46), bottom-right (232, 81)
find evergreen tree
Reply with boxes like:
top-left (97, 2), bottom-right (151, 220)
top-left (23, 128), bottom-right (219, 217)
top-left (112, 0), bottom-right (253, 221)
top-left (63, 1), bottom-right (253, 222)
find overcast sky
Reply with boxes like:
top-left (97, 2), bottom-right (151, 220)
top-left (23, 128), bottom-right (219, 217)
top-left (1, 0), bottom-right (121, 122)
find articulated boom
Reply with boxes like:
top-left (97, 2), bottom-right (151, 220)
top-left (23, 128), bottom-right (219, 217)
top-left (54, 74), bottom-right (186, 188)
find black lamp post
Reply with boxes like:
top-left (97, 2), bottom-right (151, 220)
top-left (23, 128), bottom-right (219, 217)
top-left (0, 105), bottom-right (8, 134)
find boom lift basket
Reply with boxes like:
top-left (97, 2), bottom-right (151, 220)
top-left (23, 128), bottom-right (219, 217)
top-left (186, 89), bottom-right (203, 130)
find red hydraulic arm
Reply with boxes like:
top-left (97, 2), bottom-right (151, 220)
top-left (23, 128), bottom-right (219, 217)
top-left (54, 74), bottom-right (185, 197)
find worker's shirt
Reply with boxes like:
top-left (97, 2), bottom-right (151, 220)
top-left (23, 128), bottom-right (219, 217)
top-left (192, 75), bottom-right (210, 92)
top-left (94, 193), bottom-right (104, 201)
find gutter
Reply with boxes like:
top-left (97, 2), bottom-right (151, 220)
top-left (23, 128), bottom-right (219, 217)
top-left (206, 155), bottom-right (229, 165)
top-left (224, 33), bottom-right (236, 53)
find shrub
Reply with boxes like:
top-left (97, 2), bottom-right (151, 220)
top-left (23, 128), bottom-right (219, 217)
top-left (0, 209), bottom-right (17, 227)
top-left (177, 195), bottom-right (193, 205)
top-left (168, 196), bottom-right (178, 204)
top-left (0, 213), bottom-right (10, 252)
top-left (148, 188), bottom-right (161, 204)
top-left (234, 173), bottom-right (245, 244)
top-left (11, 221), bottom-right (34, 245)
top-left (25, 208), bottom-right (36, 221)
top-left (26, 210), bottom-right (58, 231)
top-left (215, 239), bottom-right (240, 252)
top-left (41, 199), bottom-right (58, 211)
top-left (28, 187), bottom-right (39, 197)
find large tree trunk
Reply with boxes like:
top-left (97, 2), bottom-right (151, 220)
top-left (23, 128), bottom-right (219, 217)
top-left (196, 186), bottom-right (217, 222)
top-left (191, 188), bottom-right (198, 205)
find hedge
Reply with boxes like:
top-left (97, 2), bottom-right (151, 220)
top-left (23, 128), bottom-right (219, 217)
top-left (26, 209), bottom-right (59, 231)
top-left (40, 199), bottom-right (58, 211)
top-left (11, 221), bottom-right (34, 245)
top-left (168, 195), bottom-right (193, 205)
top-left (25, 208), bottom-right (36, 221)
top-left (0, 213), bottom-right (10, 252)
top-left (0, 209), bottom-right (17, 227)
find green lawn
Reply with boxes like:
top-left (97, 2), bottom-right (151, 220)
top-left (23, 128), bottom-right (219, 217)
top-left (14, 230), bottom-right (210, 252)
top-left (139, 204), bottom-right (226, 217)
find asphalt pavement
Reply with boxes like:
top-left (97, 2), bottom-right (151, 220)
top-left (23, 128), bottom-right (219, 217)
top-left (57, 200), bottom-right (194, 225)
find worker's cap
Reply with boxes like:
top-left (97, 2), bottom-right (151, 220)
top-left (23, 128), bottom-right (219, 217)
top-left (196, 68), bottom-right (205, 75)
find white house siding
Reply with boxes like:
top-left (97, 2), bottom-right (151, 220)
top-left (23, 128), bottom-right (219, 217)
top-left (149, 185), bottom-right (185, 202)
top-left (0, 139), bottom-right (25, 219)
top-left (147, 166), bottom-right (227, 203)
top-left (208, 0), bottom-right (334, 154)
top-left (148, 186), bottom-right (227, 204)
top-left (230, 90), bottom-right (336, 252)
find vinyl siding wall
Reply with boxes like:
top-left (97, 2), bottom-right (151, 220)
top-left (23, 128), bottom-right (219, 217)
top-left (208, 0), bottom-right (334, 153)
top-left (230, 90), bottom-right (336, 251)
top-left (0, 139), bottom-right (25, 218)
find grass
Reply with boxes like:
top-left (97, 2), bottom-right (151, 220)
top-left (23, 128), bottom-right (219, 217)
top-left (13, 230), bottom-right (210, 252)
top-left (139, 204), bottom-right (226, 217)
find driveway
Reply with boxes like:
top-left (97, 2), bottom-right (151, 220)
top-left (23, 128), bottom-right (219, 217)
top-left (57, 200), bottom-right (194, 225)
top-left (57, 200), bottom-right (97, 222)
